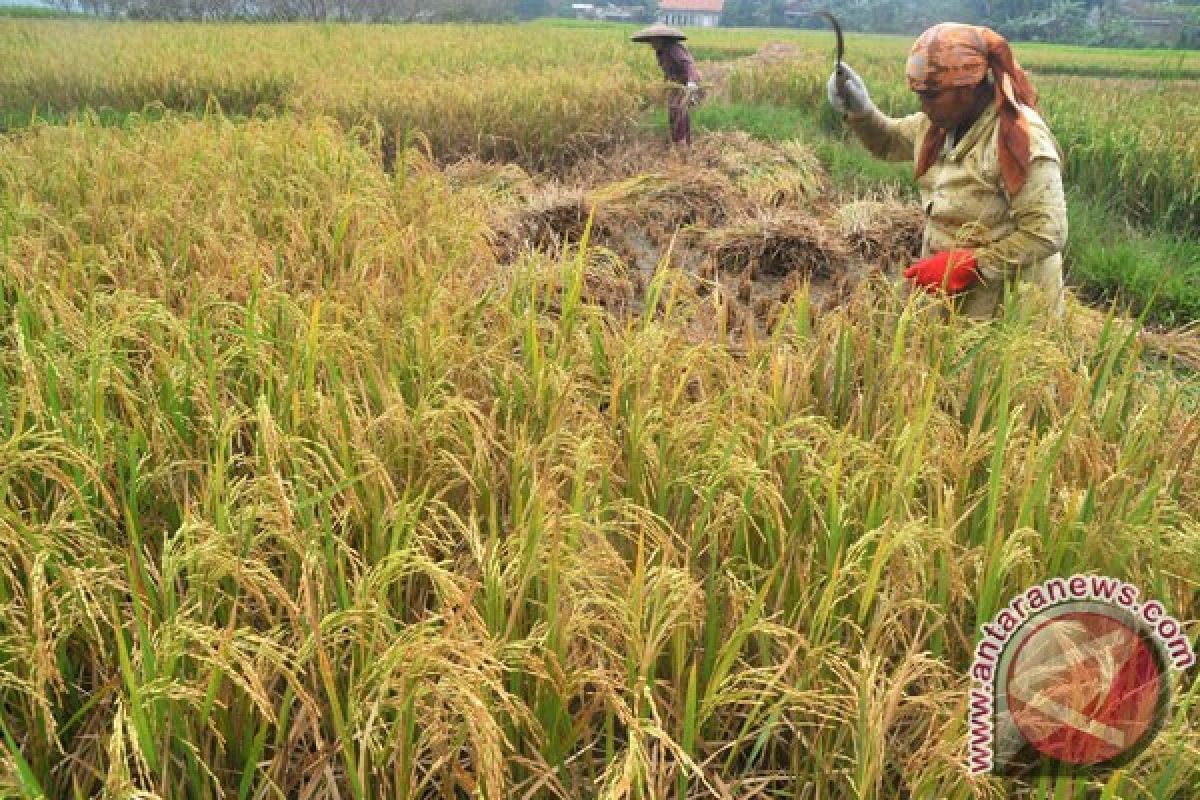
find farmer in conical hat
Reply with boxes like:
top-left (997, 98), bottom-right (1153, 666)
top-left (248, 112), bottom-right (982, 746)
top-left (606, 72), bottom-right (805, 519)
top-left (632, 24), bottom-right (702, 147)
top-left (827, 23), bottom-right (1067, 318)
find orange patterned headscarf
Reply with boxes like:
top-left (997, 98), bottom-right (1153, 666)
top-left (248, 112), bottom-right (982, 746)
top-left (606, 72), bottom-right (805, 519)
top-left (906, 24), bottom-right (1039, 196)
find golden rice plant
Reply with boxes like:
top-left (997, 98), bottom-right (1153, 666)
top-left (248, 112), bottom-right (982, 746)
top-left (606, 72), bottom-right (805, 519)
top-left (0, 21), bottom-right (652, 167)
top-left (0, 112), bottom-right (1197, 799)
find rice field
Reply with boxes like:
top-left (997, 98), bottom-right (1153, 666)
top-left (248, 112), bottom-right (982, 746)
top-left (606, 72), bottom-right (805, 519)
top-left (0, 18), bottom-right (1198, 800)
top-left (2, 22), bottom-right (1197, 214)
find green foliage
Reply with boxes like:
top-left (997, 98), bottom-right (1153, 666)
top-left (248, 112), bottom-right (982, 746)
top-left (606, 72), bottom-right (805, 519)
top-left (692, 101), bottom-right (810, 140)
top-left (724, 0), bottom-right (1199, 49)
top-left (1064, 192), bottom-right (1200, 325)
top-left (0, 5), bottom-right (77, 17)
top-left (999, 0), bottom-right (1092, 43)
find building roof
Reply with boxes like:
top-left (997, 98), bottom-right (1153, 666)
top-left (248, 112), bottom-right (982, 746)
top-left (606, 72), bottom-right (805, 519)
top-left (658, 0), bottom-right (724, 11)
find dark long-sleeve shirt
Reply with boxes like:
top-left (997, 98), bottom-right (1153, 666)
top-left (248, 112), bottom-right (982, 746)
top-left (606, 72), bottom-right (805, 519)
top-left (655, 42), bottom-right (701, 85)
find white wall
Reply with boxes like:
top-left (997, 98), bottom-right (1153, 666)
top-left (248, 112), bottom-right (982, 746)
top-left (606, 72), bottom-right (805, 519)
top-left (658, 11), bottom-right (721, 27)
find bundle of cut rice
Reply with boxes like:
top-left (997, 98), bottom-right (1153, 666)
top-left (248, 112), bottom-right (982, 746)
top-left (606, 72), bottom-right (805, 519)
top-left (591, 168), bottom-right (735, 236)
top-left (834, 199), bottom-right (926, 270)
top-left (444, 157), bottom-right (534, 202)
top-left (704, 211), bottom-right (851, 280)
top-left (490, 186), bottom-right (602, 262)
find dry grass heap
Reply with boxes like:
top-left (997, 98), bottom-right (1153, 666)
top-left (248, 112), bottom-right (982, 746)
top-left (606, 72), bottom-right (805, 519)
top-left (491, 185), bottom-right (598, 262)
top-left (835, 198), bottom-right (927, 271)
top-left (704, 209), bottom-right (851, 280)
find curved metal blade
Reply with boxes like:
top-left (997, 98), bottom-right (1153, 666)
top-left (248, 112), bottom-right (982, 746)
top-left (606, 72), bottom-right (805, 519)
top-left (814, 11), bottom-right (844, 66)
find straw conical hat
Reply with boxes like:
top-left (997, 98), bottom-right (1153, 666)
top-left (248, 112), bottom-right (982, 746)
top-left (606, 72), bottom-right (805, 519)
top-left (631, 24), bottom-right (687, 42)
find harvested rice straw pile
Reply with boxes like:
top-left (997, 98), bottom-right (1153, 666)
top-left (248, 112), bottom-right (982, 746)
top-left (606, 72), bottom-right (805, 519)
top-left (487, 133), bottom-right (838, 266)
top-left (567, 132), bottom-right (824, 190)
top-left (489, 185), bottom-right (601, 261)
top-left (538, 245), bottom-right (638, 315)
top-left (688, 134), bottom-right (829, 206)
top-left (742, 168), bottom-right (826, 208)
top-left (562, 138), bottom-right (668, 184)
top-left (834, 198), bottom-right (926, 270)
top-left (744, 40), bottom-right (809, 66)
top-left (703, 210), bottom-right (852, 280)
top-left (698, 133), bottom-right (812, 173)
top-left (590, 168), bottom-right (736, 235)
top-left (443, 157), bottom-right (534, 202)
top-left (490, 164), bottom-right (738, 264)
top-left (1142, 326), bottom-right (1200, 371)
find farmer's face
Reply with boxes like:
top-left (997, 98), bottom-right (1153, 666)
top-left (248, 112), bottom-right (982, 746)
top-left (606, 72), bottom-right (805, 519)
top-left (915, 83), bottom-right (980, 130)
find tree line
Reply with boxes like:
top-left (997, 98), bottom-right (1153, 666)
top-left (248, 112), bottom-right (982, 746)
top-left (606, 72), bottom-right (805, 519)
top-left (41, 0), bottom-right (1200, 48)
top-left (733, 0), bottom-right (1200, 48)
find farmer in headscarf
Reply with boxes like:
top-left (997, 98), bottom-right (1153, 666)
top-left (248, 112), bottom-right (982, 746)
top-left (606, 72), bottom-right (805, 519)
top-left (827, 23), bottom-right (1067, 318)
top-left (632, 24), bottom-right (702, 147)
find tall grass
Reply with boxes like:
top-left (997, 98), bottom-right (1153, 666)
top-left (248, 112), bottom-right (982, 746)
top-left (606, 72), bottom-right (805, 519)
top-left (0, 114), bottom-right (1197, 798)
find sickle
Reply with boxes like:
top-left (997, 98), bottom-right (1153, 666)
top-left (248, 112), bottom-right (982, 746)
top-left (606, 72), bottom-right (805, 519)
top-left (813, 11), bottom-right (844, 66)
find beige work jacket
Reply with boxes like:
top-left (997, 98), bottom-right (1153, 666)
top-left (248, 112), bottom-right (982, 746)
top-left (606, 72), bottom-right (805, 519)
top-left (847, 103), bottom-right (1068, 318)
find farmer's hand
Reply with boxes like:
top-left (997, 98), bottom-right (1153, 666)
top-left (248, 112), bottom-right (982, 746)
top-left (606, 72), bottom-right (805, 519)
top-left (684, 81), bottom-right (701, 107)
top-left (904, 250), bottom-right (980, 295)
top-left (826, 63), bottom-right (873, 115)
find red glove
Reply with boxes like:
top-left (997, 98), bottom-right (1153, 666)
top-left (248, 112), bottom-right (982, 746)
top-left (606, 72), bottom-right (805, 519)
top-left (903, 250), bottom-right (979, 295)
